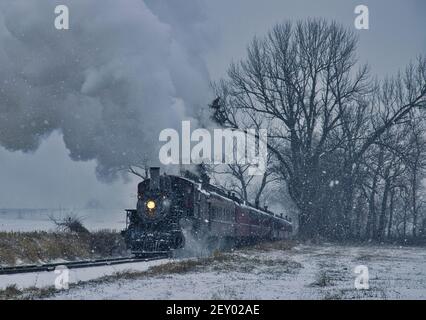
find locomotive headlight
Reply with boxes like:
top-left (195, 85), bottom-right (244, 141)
top-left (146, 200), bottom-right (156, 210)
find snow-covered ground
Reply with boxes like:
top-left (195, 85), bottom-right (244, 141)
top-left (42, 243), bottom-right (426, 300)
top-left (0, 208), bottom-right (125, 232)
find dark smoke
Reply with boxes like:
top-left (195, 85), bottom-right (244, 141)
top-left (0, 0), bottom-right (211, 180)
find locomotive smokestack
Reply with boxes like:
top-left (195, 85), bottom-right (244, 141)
top-left (150, 167), bottom-right (160, 190)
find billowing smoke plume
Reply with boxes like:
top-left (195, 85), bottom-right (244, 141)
top-left (0, 0), bottom-right (211, 180)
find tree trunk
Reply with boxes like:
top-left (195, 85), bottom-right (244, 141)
top-left (387, 188), bottom-right (395, 239)
top-left (411, 169), bottom-right (418, 238)
top-left (366, 162), bottom-right (381, 239)
top-left (378, 169), bottom-right (391, 240)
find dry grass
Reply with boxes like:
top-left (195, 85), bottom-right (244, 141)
top-left (310, 270), bottom-right (334, 287)
top-left (324, 287), bottom-right (387, 300)
top-left (0, 285), bottom-right (59, 300)
top-left (246, 240), bottom-right (297, 252)
top-left (0, 230), bottom-right (127, 266)
top-left (71, 249), bottom-right (301, 288)
top-left (0, 285), bottom-right (22, 300)
top-left (49, 214), bottom-right (90, 234)
top-left (113, 251), bottom-right (234, 280)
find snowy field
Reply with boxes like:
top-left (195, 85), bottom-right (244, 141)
top-left (42, 243), bottom-right (426, 300)
top-left (0, 208), bottom-right (126, 232)
top-left (0, 211), bottom-right (424, 299)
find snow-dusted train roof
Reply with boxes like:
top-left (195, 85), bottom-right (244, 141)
top-left (169, 175), bottom-right (292, 226)
top-left (140, 173), bottom-right (292, 225)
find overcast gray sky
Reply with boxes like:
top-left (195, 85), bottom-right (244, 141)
top-left (0, 0), bottom-right (425, 209)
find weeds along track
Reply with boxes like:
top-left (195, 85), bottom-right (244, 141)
top-left (0, 253), bottom-right (170, 275)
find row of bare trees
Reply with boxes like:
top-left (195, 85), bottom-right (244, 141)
top-left (209, 19), bottom-right (426, 241)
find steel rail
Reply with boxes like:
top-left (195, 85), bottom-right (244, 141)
top-left (0, 252), bottom-right (170, 275)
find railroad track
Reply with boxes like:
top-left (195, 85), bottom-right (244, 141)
top-left (0, 252), bottom-right (171, 275)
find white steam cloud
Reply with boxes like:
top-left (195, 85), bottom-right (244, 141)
top-left (0, 0), bottom-right (211, 180)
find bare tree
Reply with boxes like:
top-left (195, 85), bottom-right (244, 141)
top-left (211, 151), bottom-right (278, 207)
top-left (49, 214), bottom-right (90, 234)
top-left (210, 19), bottom-right (426, 239)
top-left (120, 153), bottom-right (150, 180)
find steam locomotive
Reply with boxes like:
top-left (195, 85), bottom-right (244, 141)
top-left (122, 167), bottom-right (292, 254)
